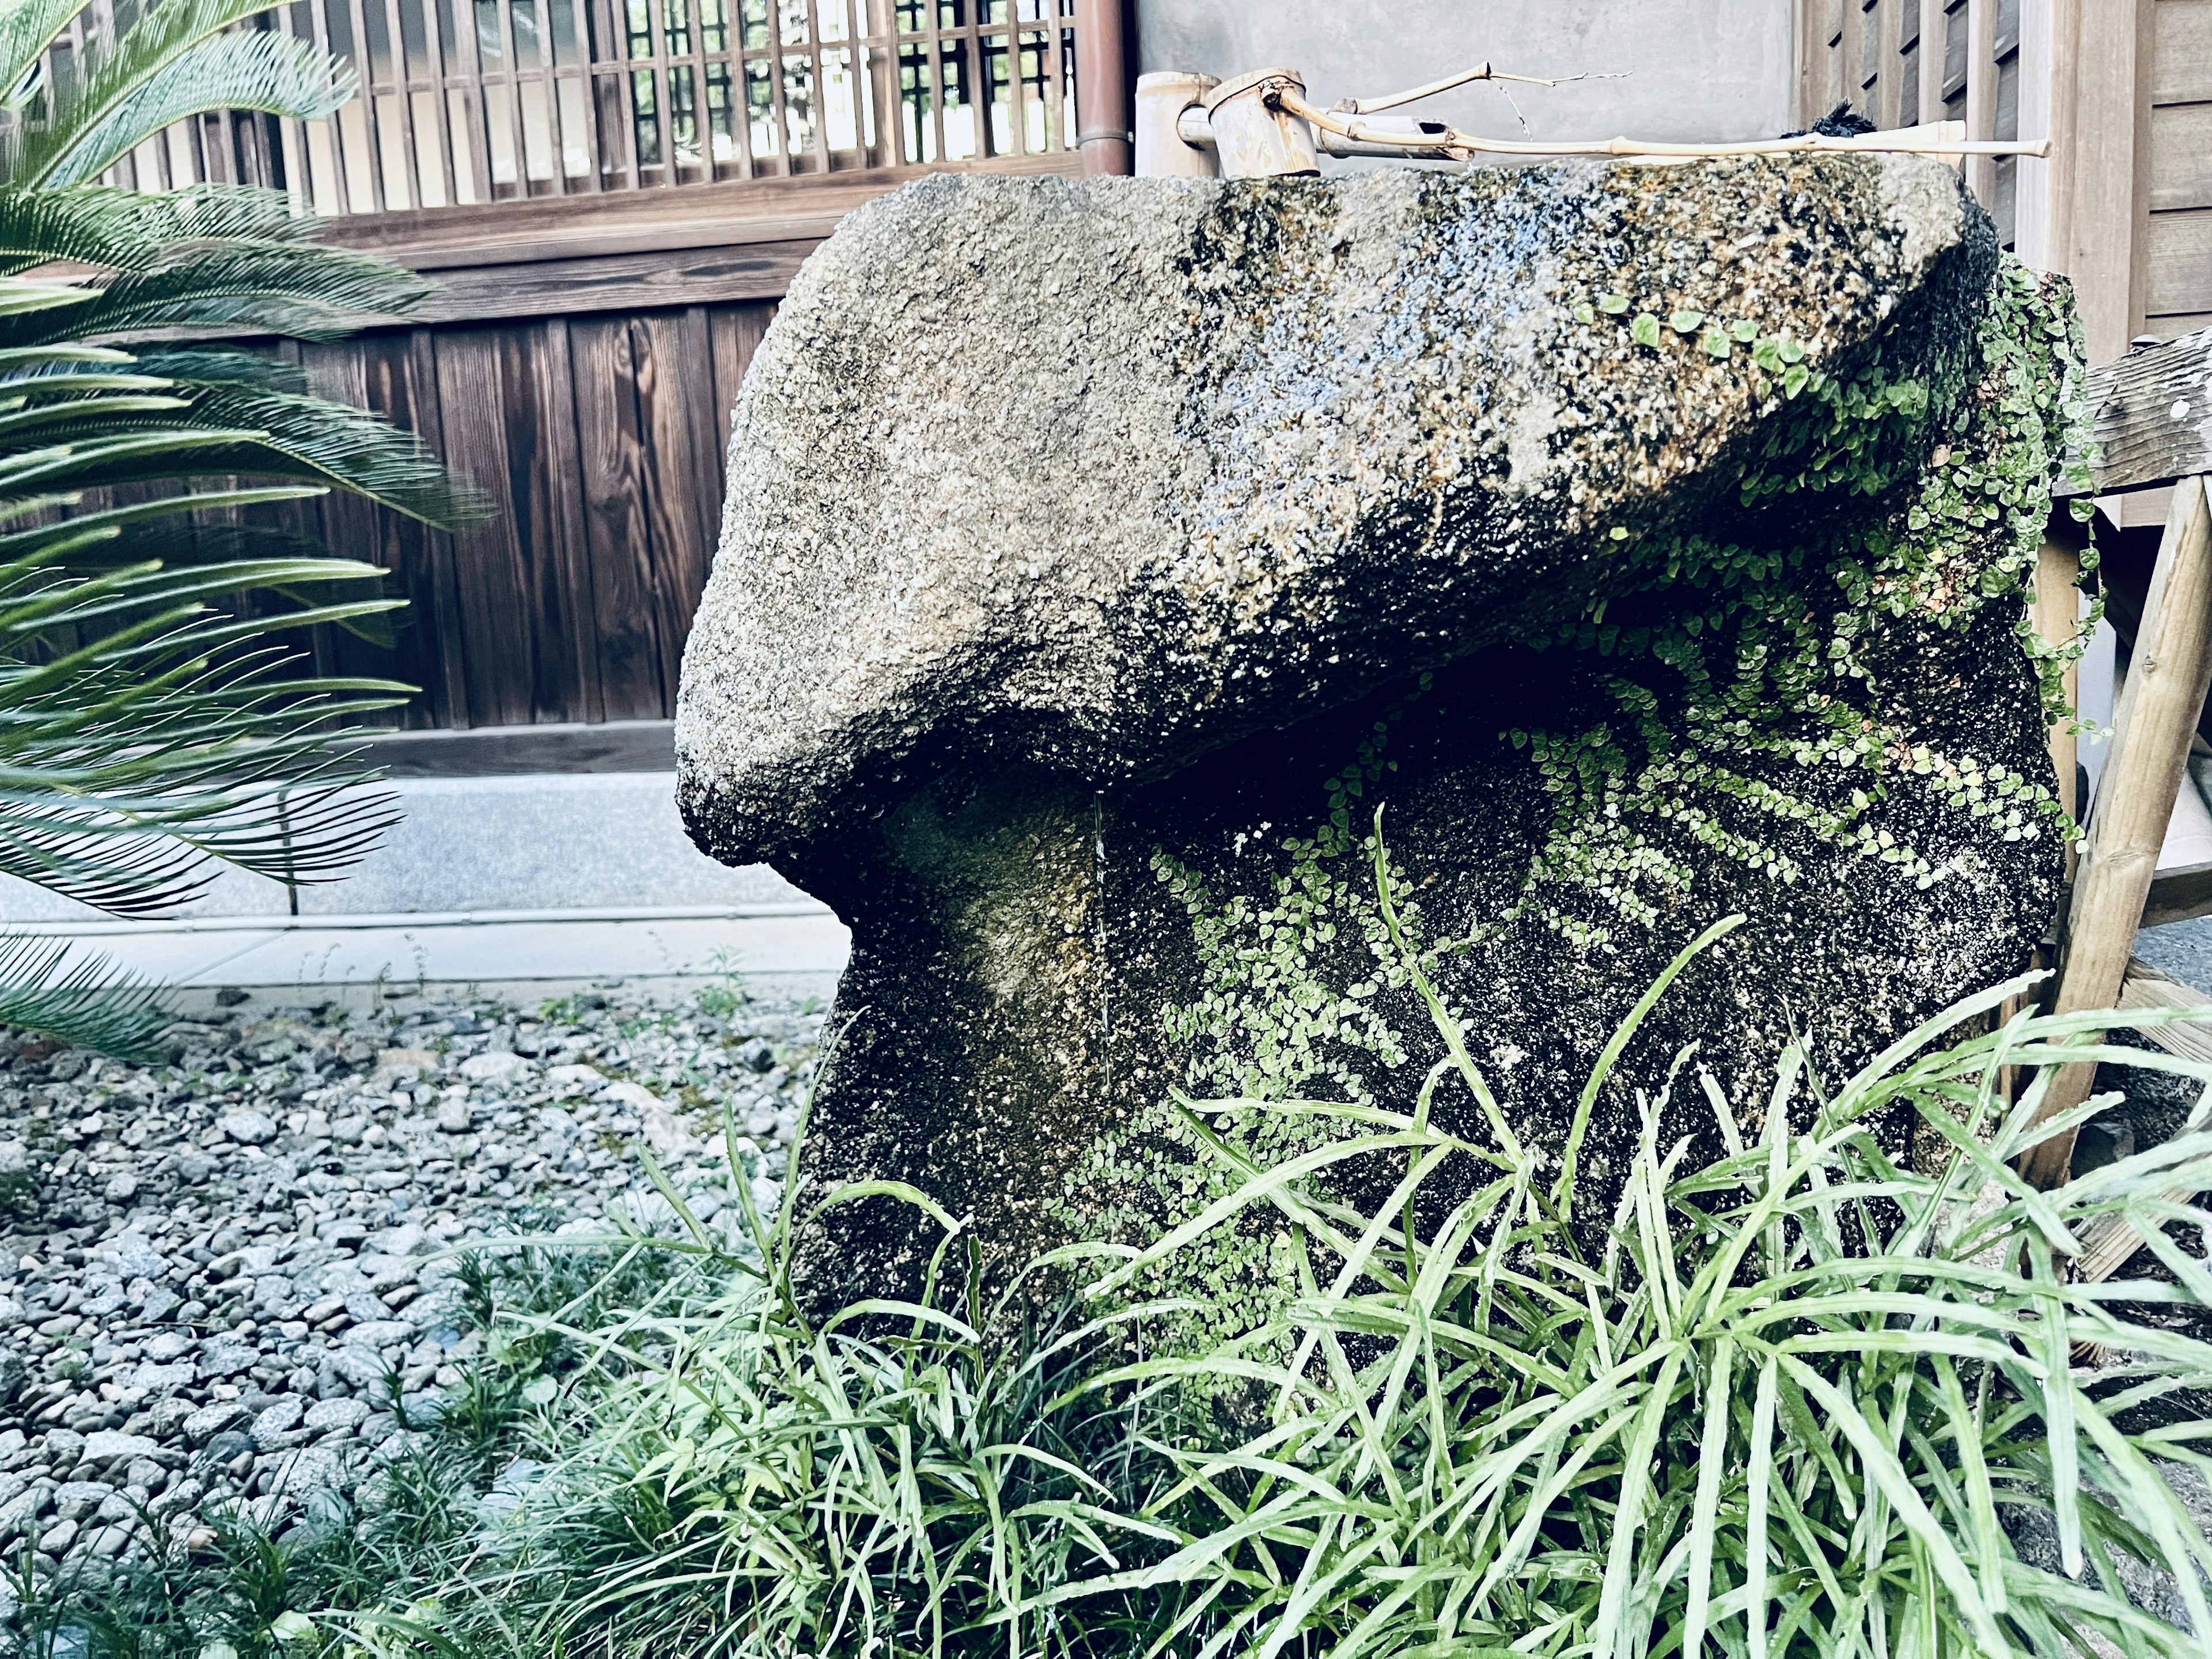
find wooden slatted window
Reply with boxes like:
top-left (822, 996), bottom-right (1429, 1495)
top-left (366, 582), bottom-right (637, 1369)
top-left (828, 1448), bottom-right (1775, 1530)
top-left (34, 0), bottom-right (1081, 214)
top-left (1859, 0), bottom-right (1883, 116)
top-left (1990, 0), bottom-right (2021, 246)
top-left (1797, 0), bottom-right (2022, 254)
top-left (1898, 0), bottom-right (1921, 126)
top-left (1941, 0), bottom-right (1969, 127)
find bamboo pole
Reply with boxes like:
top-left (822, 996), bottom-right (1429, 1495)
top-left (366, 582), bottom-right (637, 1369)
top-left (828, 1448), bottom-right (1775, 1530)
top-left (2033, 525), bottom-right (2086, 843)
top-left (2021, 475), bottom-right (2212, 1189)
top-left (1272, 84), bottom-right (2049, 161)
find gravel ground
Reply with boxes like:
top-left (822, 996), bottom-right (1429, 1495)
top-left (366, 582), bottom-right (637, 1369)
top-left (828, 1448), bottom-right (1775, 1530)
top-left (0, 978), bottom-right (820, 1578)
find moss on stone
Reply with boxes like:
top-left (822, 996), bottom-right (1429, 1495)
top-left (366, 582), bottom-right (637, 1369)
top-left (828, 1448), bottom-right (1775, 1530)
top-left (1058, 259), bottom-right (2089, 1350)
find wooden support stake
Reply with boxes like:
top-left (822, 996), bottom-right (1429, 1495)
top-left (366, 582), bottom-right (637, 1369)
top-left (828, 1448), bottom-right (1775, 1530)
top-left (2022, 475), bottom-right (2212, 1188)
top-left (2069, 961), bottom-right (2212, 1283)
top-left (2032, 526), bottom-right (2085, 838)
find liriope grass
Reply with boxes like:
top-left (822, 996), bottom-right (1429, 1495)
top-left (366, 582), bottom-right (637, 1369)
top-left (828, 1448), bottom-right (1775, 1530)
top-left (333, 845), bottom-right (2212, 1659)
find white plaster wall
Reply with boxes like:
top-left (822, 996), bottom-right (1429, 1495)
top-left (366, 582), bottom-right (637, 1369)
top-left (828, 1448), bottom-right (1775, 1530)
top-left (1134, 1), bottom-right (1794, 151)
top-left (0, 773), bottom-right (808, 922)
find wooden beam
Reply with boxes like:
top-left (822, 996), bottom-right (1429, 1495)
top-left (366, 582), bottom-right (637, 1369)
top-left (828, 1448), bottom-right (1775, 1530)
top-left (319, 153), bottom-right (1085, 272)
top-left (2061, 323), bottom-right (2212, 497)
top-left (2033, 527), bottom-right (2084, 831)
top-left (2144, 857), bottom-right (2212, 928)
top-left (2025, 475), bottom-right (2212, 1188)
top-left (2054, 0), bottom-right (2150, 365)
top-left (386, 240), bottom-right (821, 327)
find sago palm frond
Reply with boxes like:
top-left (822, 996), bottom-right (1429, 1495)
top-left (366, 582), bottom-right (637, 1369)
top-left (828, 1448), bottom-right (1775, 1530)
top-left (0, 0), bottom-right (344, 188)
top-left (0, 181), bottom-right (340, 272)
top-left (0, 548), bottom-right (411, 911)
top-left (0, 0), bottom-right (99, 116)
top-left (0, 384), bottom-right (483, 527)
top-left (45, 513), bottom-right (403, 646)
top-left (20, 26), bottom-right (352, 188)
top-left (0, 327), bottom-right (483, 529)
top-left (2, 228), bottom-right (435, 340)
top-left (0, 267), bottom-right (442, 1054)
top-left (0, 934), bottom-right (169, 1060)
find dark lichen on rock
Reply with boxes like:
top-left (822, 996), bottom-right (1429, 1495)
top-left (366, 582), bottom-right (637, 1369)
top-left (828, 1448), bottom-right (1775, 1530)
top-left (1065, 259), bottom-right (2091, 1346)
top-left (674, 158), bottom-right (2088, 1315)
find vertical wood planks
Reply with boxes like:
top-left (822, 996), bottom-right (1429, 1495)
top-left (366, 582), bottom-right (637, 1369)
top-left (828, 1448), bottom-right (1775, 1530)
top-left (657, 305), bottom-right (725, 687)
top-left (569, 313), bottom-right (669, 717)
top-left (278, 296), bottom-right (777, 732)
top-left (498, 322), bottom-right (598, 720)
top-left (706, 301), bottom-right (773, 454)
top-left (430, 328), bottom-right (537, 724)
top-left (301, 332), bottom-right (463, 725)
top-left (533, 317), bottom-right (607, 721)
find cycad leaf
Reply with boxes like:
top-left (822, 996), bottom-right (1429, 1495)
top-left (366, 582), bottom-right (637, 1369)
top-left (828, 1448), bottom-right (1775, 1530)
top-left (157, 381), bottom-right (488, 528)
top-left (126, 346), bottom-right (308, 395)
top-left (0, 933), bottom-right (169, 1062)
top-left (29, 29), bottom-right (351, 189)
top-left (0, 189), bottom-right (432, 335)
top-left (0, 247), bottom-right (433, 343)
top-left (9, 0), bottom-right (322, 188)
top-left (0, 184), bottom-right (317, 273)
top-left (0, 0), bottom-right (93, 120)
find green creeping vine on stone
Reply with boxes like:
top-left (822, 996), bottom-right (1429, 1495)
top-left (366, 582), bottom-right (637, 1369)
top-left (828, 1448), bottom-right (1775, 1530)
top-left (1576, 290), bottom-right (1817, 397)
top-left (1067, 695), bottom-right (1440, 1358)
top-left (1151, 676), bottom-right (1435, 1112)
top-left (1063, 261), bottom-right (2096, 1354)
top-left (1518, 255), bottom-right (2097, 949)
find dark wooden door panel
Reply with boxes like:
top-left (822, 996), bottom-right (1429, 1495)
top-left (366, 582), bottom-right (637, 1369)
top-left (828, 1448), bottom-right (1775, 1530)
top-left (297, 295), bottom-right (777, 732)
top-left (302, 332), bottom-right (472, 729)
top-left (569, 312), bottom-right (671, 721)
top-left (433, 328), bottom-right (540, 728)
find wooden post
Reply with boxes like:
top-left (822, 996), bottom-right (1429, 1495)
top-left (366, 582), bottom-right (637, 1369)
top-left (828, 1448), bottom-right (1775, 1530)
top-left (2034, 525), bottom-right (2086, 833)
top-left (2021, 475), bottom-right (2212, 1188)
top-left (1964, 0), bottom-right (1996, 206)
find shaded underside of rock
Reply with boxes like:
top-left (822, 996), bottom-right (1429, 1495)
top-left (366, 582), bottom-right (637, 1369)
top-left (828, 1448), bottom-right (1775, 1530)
top-left (782, 598), bottom-right (2062, 1309)
top-left (677, 156), bottom-right (1988, 868)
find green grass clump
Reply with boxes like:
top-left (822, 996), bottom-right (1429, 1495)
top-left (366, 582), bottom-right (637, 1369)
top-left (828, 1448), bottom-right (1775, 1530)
top-left (308, 849), bottom-right (2212, 1657)
top-left (21, 853), bottom-right (2212, 1657)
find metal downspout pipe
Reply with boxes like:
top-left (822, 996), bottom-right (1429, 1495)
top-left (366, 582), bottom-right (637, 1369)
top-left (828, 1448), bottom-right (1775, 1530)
top-left (1075, 0), bottom-right (1132, 176)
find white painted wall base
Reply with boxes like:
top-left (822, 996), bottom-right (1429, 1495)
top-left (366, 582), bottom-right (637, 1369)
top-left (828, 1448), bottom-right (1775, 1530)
top-left (0, 772), bottom-right (851, 992)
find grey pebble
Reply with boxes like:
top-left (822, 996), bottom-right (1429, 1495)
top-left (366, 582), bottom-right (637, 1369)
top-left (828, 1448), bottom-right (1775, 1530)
top-left (51, 1482), bottom-right (112, 1522)
top-left (218, 1110), bottom-right (279, 1146)
top-left (0, 982), bottom-right (818, 1571)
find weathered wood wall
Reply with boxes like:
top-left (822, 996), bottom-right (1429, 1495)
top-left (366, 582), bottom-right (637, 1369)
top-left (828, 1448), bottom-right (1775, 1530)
top-left (286, 300), bottom-right (773, 730)
top-left (2147, 0), bottom-right (2212, 339)
top-left (271, 159), bottom-right (1074, 739)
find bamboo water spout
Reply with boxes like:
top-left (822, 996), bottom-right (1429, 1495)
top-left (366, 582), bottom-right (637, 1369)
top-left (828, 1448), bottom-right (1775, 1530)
top-left (1138, 59), bottom-right (2051, 179)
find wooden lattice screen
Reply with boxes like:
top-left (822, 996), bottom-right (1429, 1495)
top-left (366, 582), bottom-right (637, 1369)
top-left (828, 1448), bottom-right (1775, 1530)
top-left (39, 0), bottom-right (1082, 215)
top-left (1797, 0), bottom-right (2023, 246)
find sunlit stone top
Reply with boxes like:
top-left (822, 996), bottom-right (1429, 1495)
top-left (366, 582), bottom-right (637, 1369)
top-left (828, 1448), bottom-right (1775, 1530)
top-left (677, 157), bottom-right (1991, 867)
